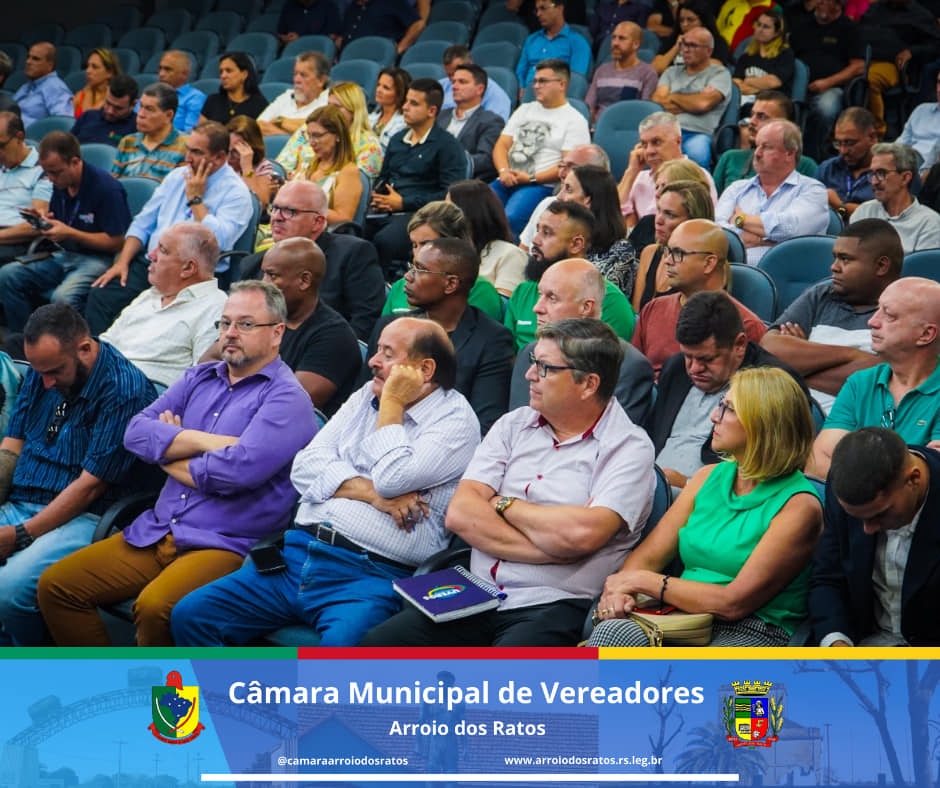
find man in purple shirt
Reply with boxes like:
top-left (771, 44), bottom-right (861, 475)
top-left (37, 281), bottom-right (317, 647)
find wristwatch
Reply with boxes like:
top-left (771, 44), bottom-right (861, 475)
top-left (13, 523), bottom-right (33, 552)
top-left (495, 496), bottom-right (516, 516)
top-left (734, 214), bottom-right (745, 229)
top-left (186, 196), bottom-right (203, 207)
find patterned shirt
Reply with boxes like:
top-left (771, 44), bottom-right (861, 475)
top-left (6, 341), bottom-right (157, 515)
top-left (112, 128), bottom-right (188, 182)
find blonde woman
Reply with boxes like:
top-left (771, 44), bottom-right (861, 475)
top-left (73, 48), bottom-right (121, 117)
top-left (276, 81), bottom-right (382, 181)
top-left (589, 363), bottom-right (822, 647)
top-left (298, 105), bottom-right (362, 226)
top-left (732, 11), bottom-right (794, 109)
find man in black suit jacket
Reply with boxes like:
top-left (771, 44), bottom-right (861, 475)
top-left (810, 427), bottom-right (940, 647)
top-left (650, 291), bottom-right (808, 490)
top-left (436, 64), bottom-right (504, 183)
top-left (236, 180), bottom-right (385, 341)
top-left (366, 237), bottom-right (513, 435)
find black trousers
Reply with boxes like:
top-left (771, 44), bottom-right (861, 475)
top-left (359, 598), bottom-right (592, 647)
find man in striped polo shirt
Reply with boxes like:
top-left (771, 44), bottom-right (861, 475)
top-left (111, 83), bottom-right (187, 183)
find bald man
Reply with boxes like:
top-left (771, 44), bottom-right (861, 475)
top-left (632, 219), bottom-right (766, 378)
top-left (172, 316), bottom-right (482, 647)
top-left (100, 222), bottom-right (227, 386)
top-left (811, 277), bottom-right (940, 478)
top-left (203, 236), bottom-right (361, 415)
top-left (157, 50), bottom-right (206, 133)
top-left (585, 22), bottom-right (658, 122)
top-left (14, 42), bottom-right (72, 128)
top-left (509, 258), bottom-right (654, 428)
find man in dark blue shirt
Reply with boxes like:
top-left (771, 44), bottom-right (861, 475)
top-left (0, 131), bottom-right (132, 331)
top-left (0, 303), bottom-right (156, 645)
top-left (71, 75), bottom-right (138, 146)
top-left (277, 0), bottom-right (342, 47)
top-left (339, 0), bottom-right (423, 55)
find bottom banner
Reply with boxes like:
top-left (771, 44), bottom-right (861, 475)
top-left (0, 650), bottom-right (936, 788)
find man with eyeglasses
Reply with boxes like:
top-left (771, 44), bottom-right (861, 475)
top-left (0, 111), bottom-right (52, 263)
top-left (172, 316), bottom-right (480, 647)
top-left (367, 238), bottom-right (514, 435)
top-left (711, 91), bottom-right (818, 194)
top-left (515, 0), bottom-right (591, 92)
top-left (205, 236), bottom-right (360, 416)
top-left (39, 281), bottom-right (316, 647)
top-left (811, 277), bottom-right (940, 479)
top-left (810, 427), bottom-right (940, 647)
top-left (849, 142), bottom-right (940, 254)
top-left (492, 59), bottom-right (591, 238)
top-left (508, 258), bottom-right (654, 428)
top-left (651, 26), bottom-right (732, 168)
top-left (235, 180), bottom-right (384, 342)
top-left (650, 291), bottom-right (808, 491)
top-left (0, 131), bottom-right (131, 333)
top-left (633, 219), bottom-right (766, 378)
top-left (84, 121), bottom-right (253, 336)
top-left (717, 119), bottom-right (828, 264)
top-left (360, 318), bottom-right (656, 648)
top-left (0, 303), bottom-right (156, 645)
top-left (815, 107), bottom-right (877, 221)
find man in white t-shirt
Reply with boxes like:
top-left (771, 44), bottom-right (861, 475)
top-left (258, 52), bottom-right (330, 137)
top-left (491, 58), bottom-right (591, 238)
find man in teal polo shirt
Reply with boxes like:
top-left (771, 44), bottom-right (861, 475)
top-left (504, 200), bottom-right (635, 351)
top-left (811, 277), bottom-right (940, 477)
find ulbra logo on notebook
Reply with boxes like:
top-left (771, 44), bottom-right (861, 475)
top-left (423, 584), bottom-right (465, 601)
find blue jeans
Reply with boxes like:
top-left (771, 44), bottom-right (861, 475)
top-left (805, 87), bottom-right (844, 160)
top-left (0, 251), bottom-right (110, 332)
top-left (171, 529), bottom-right (412, 647)
top-left (490, 180), bottom-right (554, 240)
top-left (681, 131), bottom-right (713, 168)
top-left (0, 501), bottom-right (100, 645)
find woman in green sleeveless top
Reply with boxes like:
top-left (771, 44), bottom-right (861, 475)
top-left (588, 367), bottom-right (823, 647)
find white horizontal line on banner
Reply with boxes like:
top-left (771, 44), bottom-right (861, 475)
top-left (201, 774), bottom-right (739, 783)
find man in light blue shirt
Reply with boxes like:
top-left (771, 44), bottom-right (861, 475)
top-left (157, 50), bottom-right (206, 134)
top-left (897, 72), bottom-right (940, 173)
top-left (717, 120), bottom-right (828, 265)
top-left (84, 121), bottom-right (253, 334)
top-left (13, 43), bottom-right (73, 129)
top-left (515, 1), bottom-right (591, 92)
top-left (0, 111), bottom-right (53, 261)
top-left (439, 45), bottom-right (512, 122)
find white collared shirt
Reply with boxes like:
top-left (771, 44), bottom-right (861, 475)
top-left (100, 279), bottom-right (227, 386)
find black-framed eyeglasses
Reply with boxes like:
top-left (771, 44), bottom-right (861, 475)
top-left (664, 246), bottom-right (714, 263)
top-left (716, 395), bottom-right (736, 422)
top-left (269, 203), bottom-right (323, 219)
top-left (45, 401), bottom-right (69, 445)
top-left (679, 40), bottom-right (708, 49)
top-left (215, 319), bottom-right (282, 333)
top-left (881, 406), bottom-right (896, 429)
top-left (528, 351), bottom-right (579, 378)
top-left (832, 138), bottom-right (861, 150)
top-left (870, 169), bottom-right (898, 182)
top-left (406, 261), bottom-right (455, 278)
top-left (532, 77), bottom-right (562, 85)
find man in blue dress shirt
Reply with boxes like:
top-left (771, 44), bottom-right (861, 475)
top-left (13, 43), bottom-right (73, 129)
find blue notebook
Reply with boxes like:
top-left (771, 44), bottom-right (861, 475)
top-left (393, 566), bottom-right (504, 622)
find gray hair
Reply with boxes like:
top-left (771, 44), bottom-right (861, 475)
top-left (229, 280), bottom-right (287, 322)
top-left (142, 81), bottom-right (179, 114)
top-left (639, 112), bottom-right (681, 136)
top-left (872, 142), bottom-right (918, 175)
top-left (764, 119), bottom-right (802, 161)
top-left (173, 222), bottom-right (219, 274)
top-left (572, 143), bottom-right (611, 170)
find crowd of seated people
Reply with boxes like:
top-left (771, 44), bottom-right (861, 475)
top-left (0, 0), bottom-right (939, 649)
